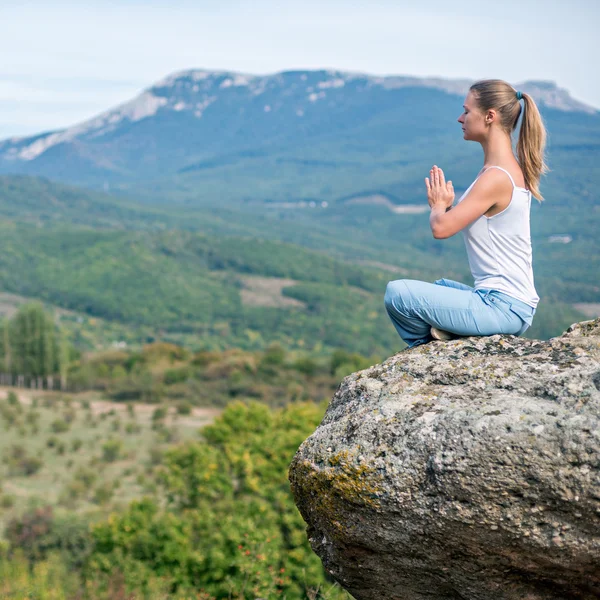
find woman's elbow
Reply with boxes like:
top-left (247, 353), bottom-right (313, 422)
top-left (432, 227), bottom-right (449, 239)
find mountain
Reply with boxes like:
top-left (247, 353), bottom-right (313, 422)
top-left (0, 70), bottom-right (597, 352)
top-left (0, 69), bottom-right (598, 204)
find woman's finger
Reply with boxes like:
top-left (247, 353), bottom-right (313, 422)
top-left (425, 177), bottom-right (431, 191)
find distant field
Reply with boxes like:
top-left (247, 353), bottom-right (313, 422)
top-left (239, 275), bottom-right (306, 308)
top-left (0, 387), bottom-right (220, 537)
top-left (572, 303), bottom-right (600, 318)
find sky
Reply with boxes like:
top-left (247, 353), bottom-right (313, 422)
top-left (1, 0), bottom-right (598, 140)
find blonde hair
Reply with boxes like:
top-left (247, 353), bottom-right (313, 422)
top-left (469, 79), bottom-right (549, 201)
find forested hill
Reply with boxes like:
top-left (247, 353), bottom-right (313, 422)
top-left (0, 174), bottom-right (594, 352)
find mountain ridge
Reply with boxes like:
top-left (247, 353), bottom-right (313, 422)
top-left (0, 69), bottom-right (596, 176)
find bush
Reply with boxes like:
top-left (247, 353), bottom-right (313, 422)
top-left (26, 410), bottom-right (41, 426)
top-left (20, 455), bottom-right (44, 475)
top-left (293, 356), bottom-right (320, 376)
top-left (1, 494), bottom-right (15, 508)
top-left (175, 400), bottom-right (193, 415)
top-left (5, 506), bottom-right (95, 569)
top-left (163, 366), bottom-right (193, 385)
top-left (101, 439), bottom-right (123, 463)
top-left (4, 444), bottom-right (44, 476)
top-left (92, 482), bottom-right (115, 505)
top-left (73, 467), bottom-right (97, 489)
top-left (125, 422), bottom-right (142, 434)
top-left (51, 418), bottom-right (70, 433)
top-left (151, 407), bottom-right (168, 430)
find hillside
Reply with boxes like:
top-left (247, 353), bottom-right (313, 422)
top-left (0, 175), bottom-right (594, 352)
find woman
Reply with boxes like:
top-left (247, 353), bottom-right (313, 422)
top-left (384, 79), bottom-right (548, 349)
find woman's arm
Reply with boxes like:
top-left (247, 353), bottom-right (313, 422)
top-left (427, 166), bottom-right (512, 239)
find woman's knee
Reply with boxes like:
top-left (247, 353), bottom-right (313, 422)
top-left (384, 279), bottom-right (410, 311)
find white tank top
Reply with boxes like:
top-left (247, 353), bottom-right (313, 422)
top-left (456, 166), bottom-right (540, 308)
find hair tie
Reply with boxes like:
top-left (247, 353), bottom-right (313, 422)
top-left (516, 90), bottom-right (523, 101)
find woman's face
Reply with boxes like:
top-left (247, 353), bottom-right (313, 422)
top-left (457, 92), bottom-right (486, 141)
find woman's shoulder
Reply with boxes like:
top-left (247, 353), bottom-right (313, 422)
top-left (480, 164), bottom-right (527, 189)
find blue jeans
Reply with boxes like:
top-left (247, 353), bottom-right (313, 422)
top-left (384, 278), bottom-right (536, 349)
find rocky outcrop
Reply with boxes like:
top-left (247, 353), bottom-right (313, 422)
top-left (289, 319), bottom-right (600, 600)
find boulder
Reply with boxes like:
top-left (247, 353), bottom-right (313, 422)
top-left (289, 319), bottom-right (600, 600)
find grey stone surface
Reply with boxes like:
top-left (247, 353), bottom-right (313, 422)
top-left (289, 319), bottom-right (600, 600)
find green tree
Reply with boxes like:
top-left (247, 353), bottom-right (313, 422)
top-left (0, 302), bottom-right (70, 384)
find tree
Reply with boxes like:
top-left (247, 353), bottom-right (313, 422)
top-left (0, 302), bottom-right (69, 386)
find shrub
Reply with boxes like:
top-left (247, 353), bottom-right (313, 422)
top-left (293, 356), bottom-right (320, 376)
top-left (62, 408), bottom-right (77, 424)
top-left (5, 506), bottom-right (54, 562)
top-left (152, 406), bottom-right (167, 422)
top-left (21, 456), bottom-right (44, 475)
top-left (175, 400), bottom-right (193, 415)
top-left (125, 422), bottom-right (141, 434)
top-left (46, 435), bottom-right (59, 448)
top-left (101, 439), bottom-right (123, 463)
top-left (164, 366), bottom-right (193, 385)
top-left (5, 507), bottom-right (95, 569)
top-left (26, 410), bottom-right (41, 425)
top-left (4, 445), bottom-right (43, 476)
top-left (1, 494), bottom-right (15, 508)
top-left (51, 419), bottom-right (70, 433)
top-left (92, 482), bottom-right (115, 505)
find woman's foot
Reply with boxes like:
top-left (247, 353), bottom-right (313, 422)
top-left (430, 326), bottom-right (458, 341)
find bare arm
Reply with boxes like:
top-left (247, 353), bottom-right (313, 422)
top-left (427, 167), bottom-right (513, 239)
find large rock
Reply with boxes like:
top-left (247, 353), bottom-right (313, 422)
top-left (289, 319), bottom-right (600, 600)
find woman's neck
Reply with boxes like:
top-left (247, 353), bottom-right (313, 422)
top-left (480, 129), bottom-right (516, 166)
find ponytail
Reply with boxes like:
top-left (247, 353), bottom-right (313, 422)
top-left (516, 92), bottom-right (550, 201)
top-left (470, 79), bottom-right (550, 201)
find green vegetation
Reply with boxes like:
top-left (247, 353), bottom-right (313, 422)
top-left (0, 398), bottom-right (352, 599)
top-left (0, 211), bottom-right (592, 358)
top-left (0, 301), bottom-right (70, 387)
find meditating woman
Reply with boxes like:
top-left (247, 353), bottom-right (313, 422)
top-left (384, 79), bottom-right (548, 349)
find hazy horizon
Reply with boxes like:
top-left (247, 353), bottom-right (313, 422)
top-left (1, 0), bottom-right (598, 140)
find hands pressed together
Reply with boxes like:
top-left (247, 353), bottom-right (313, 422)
top-left (425, 165), bottom-right (454, 210)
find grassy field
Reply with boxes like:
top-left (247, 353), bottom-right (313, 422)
top-left (0, 387), bottom-right (221, 538)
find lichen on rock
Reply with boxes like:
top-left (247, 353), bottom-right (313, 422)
top-left (289, 318), bottom-right (600, 600)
